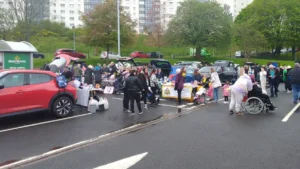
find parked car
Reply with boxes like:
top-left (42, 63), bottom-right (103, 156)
top-left (130, 51), bottom-right (149, 58)
top-left (150, 59), bottom-right (172, 77)
top-left (169, 66), bottom-right (194, 83)
top-left (55, 49), bottom-right (86, 59)
top-left (0, 70), bottom-right (77, 118)
top-left (33, 52), bottom-right (45, 59)
top-left (148, 52), bottom-right (163, 58)
top-left (116, 57), bottom-right (138, 69)
top-left (135, 61), bottom-right (148, 67)
top-left (100, 51), bottom-right (121, 60)
top-left (200, 65), bottom-right (237, 83)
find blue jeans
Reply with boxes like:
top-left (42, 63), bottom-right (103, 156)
top-left (269, 78), bottom-right (278, 97)
top-left (213, 87), bottom-right (219, 102)
top-left (292, 84), bottom-right (300, 103)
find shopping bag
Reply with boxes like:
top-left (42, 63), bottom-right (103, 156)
top-left (103, 97), bottom-right (109, 110)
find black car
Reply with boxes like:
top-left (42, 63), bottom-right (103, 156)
top-left (33, 52), bottom-right (45, 59)
top-left (211, 60), bottom-right (238, 83)
top-left (148, 52), bottom-right (163, 58)
top-left (150, 59), bottom-right (172, 76)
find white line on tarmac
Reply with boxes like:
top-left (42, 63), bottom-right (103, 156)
top-left (282, 103), bottom-right (300, 122)
top-left (0, 113), bottom-right (92, 134)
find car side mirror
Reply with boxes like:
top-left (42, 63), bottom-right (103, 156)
top-left (0, 84), bottom-right (4, 89)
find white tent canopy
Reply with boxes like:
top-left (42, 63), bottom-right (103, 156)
top-left (0, 40), bottom-right (38, 52)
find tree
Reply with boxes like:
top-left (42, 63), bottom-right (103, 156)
top-left (234, 22), bottom-right (268, 61)
top-left (0, 8), bottom-right (15, 40)
top-left (165, 0), bottom-right (232, 57)
top-left (8, 0), bottom-right (50, 41)
top-left (282, 0), bottom-right (300, 60)
top-left (235, 0), bottom-right (300, 57)
top-left (81, 0), bottom-right (136, 55)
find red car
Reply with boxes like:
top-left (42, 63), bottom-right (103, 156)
top-left (55, 49), bottom-right (86, 59)
top-left (130, 51), bottom-right (149, 58)
top-left (0, 70), bottom-right (77, 118)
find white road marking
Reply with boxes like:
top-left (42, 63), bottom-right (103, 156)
top-left (0, 124), bottom-right (142, 169)
top-left (94, 152), bottom-right (148, 169)
top-left (0, 113), bottom-right (92, 134)
top-left (282, 103), bottom-right (300, 122)
top-left (186, 106), bottom-right (197, 110)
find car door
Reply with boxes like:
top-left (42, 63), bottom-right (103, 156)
top-left (25, 73), bottom-right (56, 111)
top-left (0, 73), bottom-right (27, 115)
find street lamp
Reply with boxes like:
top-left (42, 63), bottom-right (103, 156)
top-left (117, 0), bottom-right (121, 56)
top-left (106, 25), bottom-right (112, 59)
top-left (72, 25), bottom-right (76, 50)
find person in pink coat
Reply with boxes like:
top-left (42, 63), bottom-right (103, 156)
top-left (223, 81), bottom-right (230, 104)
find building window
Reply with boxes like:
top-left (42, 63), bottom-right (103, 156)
top-left (60, 4), bottom-right (65, 7)
top-left (61, 17), bottom-right (65, 20)
top-left (70, 4), bottom-right (74, 7)
top-left (70, 10), bottom-right (74, 14)
top-left (61, 10), bottom-right (65, 13)
top-left (53, 10), bottom-right (56, 13)
top-left (70, 17), bottom-right (74, 21)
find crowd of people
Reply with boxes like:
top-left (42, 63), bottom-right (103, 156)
top-left (59, 60), bottom-right (300, 116)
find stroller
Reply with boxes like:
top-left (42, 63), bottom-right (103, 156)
top-left (113, 73), bottom-right (125, 94)
top-left (147, 87), bottom-right (160, 105)
top-left (193, 77), bottom-right (210, 105)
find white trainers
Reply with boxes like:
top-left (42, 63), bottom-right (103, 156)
top-left (287, 90), bottom-right (291, 94)
top-left (144, 104), bottom-right (148, 109)
top-left (139, 111), bottom-right (143, 115)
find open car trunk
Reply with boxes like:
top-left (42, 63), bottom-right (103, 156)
top-left (150, 60), bottom-right (172, 77)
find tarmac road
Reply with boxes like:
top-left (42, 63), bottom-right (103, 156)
top-left (1, 85), bottom-right (299, 169)
top-left (0, 94), bottom-right (195, 166)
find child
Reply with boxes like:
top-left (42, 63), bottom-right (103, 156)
top-left (223, 81), bottom-right (230, 104)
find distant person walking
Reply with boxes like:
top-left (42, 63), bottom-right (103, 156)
top-left (283, 65), bottom-right (292, 93)
top-left (150, 69), bottom-right (159, 104)
top-left (73, 64), bottom-right (82, 82)
top-left (259, 67), bottom-right (267, 94)
top-left (267, 65), bottom-right (280, 97)
top-left (210, 67), bottom-right (222, 103)
top-left (288, 63), bottom-right (300, 104)
top-left (229, 68), bottom-right (253, 116)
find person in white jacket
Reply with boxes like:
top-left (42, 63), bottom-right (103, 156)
top-left (259, 67), bottom-right (267, 94)
top-left (229, 68), bottom-right (253, 116)
top-left (210, 68), bottom-right (222, 103)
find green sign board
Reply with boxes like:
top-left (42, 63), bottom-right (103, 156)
top-left (3, 52), bottom-right (31, 69)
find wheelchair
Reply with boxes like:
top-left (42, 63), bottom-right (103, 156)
top-left (241, 96), bottom-right (271, 115)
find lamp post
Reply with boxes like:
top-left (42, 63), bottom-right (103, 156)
top-left (106, 25), bottom-right (112, 59)
top-left (117, 0), bottom-right (121, 56)
top-left (72, 25), bottom-right (76, 50)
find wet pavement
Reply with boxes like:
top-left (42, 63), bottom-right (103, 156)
top-left (1, 86), bottom-right (300, 169)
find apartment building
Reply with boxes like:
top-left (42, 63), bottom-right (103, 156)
top-left (84, 0), bottom-right (104, 13)
top-left (231, 0), bottom-right (253, 19)
top-left (50, 0), bottom-right (84, 28)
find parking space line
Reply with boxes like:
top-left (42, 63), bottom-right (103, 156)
top-left (282, 103), bottom-right (300, 122)
top-left (0, 113), bottom-right (92, 134)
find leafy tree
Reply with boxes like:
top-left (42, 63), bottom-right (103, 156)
top-left (235, 0), bottom-right (300, 57)
top-left (81, 0), bottom-right (136, 55)
top-left (234, 22), bottom-right (268, 61)
top-left (165, 0), bottom-right (232, 57)
top-left (8, 0), bottom-right (50, 41)
top-left (0, 8), bottom-right (15, 40)
top-left (282, 0), bottom-right (300, 60)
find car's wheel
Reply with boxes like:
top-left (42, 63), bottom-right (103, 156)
top-left (52, 96), bottom-right (73, 118)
